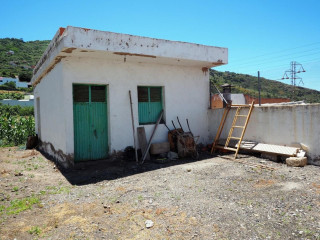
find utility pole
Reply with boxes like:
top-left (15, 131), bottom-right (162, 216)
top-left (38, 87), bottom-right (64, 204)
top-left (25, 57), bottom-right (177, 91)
top-left (281, 61), bottom-right (306, 101)
top-left (258, 71), bottom-right (261, 106)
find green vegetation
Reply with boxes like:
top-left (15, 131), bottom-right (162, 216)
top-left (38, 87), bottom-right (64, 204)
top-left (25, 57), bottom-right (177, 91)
top-left (0, 114), bottom-right (35, 146)
top-left (43, 186), bottom-right (71, 195)
top-left (1, 38), bottom-right (320, 103)
top-left (0, 195), bottom-right (40, 215)
top-left (210, 69), bottom-right (320, 103)
top-left (28, 226), bottom-right (42, 235)
top-left (0, 92), bottom-right (24, 100)
top-left (0, 104), bottom-right (34, 116)
top-left (0, 38), bottom-right (50, 79)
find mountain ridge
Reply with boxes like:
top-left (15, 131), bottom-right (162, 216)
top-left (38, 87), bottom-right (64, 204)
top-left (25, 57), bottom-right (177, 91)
top-left (1, 38), bottom-right (320, 102)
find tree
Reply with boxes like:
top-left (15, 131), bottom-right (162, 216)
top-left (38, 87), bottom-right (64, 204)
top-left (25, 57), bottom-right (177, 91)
top-left (19, 72), bottom-right (32, 82)
top-left (4, 81), bottom-right (16, 89)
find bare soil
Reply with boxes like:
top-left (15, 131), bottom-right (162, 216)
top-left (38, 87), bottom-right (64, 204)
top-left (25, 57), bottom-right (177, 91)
top-left (0, 147), bottom-right (320, 240)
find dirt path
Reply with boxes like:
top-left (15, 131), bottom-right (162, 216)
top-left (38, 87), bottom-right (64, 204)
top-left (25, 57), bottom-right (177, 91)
top-left (0, 147), bottom-right (320, 239)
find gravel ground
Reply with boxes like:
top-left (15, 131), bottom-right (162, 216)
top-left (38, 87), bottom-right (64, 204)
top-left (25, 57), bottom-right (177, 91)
top-left (0, 147), bottom-right (320, 240)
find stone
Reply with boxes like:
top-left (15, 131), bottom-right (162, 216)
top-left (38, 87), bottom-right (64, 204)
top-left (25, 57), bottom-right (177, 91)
top-left (145, 220), bottom-right (154, 228)
top-left (167, 151), bottom-right (178, 160)
top-left (286, 157), bottom-right (307, 167)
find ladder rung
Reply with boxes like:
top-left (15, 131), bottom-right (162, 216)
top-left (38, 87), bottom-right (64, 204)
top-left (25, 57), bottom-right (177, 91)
top-left (224, 147), bottom-right (237, 151)
top-left (214, 145), bottom-right (237, 152)
top-left (236, 115), bottom-right (248, 117)
top-left (229, 137), bottom-right (241, 140)
top-left (232, 125), bottom-right (245, 128)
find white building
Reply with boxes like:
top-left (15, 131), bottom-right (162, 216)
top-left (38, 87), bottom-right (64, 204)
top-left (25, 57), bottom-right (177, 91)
top-left (31, 26), bottom-right (228, 168)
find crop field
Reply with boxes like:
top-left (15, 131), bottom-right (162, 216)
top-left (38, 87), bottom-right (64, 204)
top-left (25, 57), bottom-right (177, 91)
top-left (0, 114), bottom-right (34, 146)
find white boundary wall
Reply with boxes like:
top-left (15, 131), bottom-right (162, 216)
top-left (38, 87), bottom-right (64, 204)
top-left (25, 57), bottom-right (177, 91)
top-left (208, 104), bottom-right (320, 165)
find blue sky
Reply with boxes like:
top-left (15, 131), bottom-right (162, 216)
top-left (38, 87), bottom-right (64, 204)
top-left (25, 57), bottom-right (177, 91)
top-left (1, 0), bottom-right (320, 90)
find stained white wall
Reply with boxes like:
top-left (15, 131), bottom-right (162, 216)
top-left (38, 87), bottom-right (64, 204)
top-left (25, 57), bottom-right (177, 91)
top-left (208, 104), bottom-right (320, 165)
top-left (58, 57), bottom-right (210, 156)
top-left (33, 62), bottom-right (67, 154)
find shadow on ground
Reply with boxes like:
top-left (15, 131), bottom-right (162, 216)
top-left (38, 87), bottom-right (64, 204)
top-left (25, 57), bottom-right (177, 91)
top-left (41, 151), bottom-right (220, 186)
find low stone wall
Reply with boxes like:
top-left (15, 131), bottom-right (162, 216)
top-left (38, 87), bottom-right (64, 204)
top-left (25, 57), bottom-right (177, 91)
top-left (208, 104), bottom-right (320, 165)
top-left (0, 99), bottom-right (34, 107)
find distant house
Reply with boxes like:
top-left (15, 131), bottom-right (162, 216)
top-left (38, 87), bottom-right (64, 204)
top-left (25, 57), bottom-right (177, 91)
top-left (0, 77), bottom-right (29, 88)
top-left (7, 50), bottom-right (14, 55)
top-left (31, 26), bottom-right (228, 168)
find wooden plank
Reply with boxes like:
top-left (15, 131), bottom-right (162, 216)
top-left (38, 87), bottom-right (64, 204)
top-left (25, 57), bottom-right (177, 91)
top-left (137, 127), bottom-right (150, 161)
top-left (150, 142), bottom-right (170, 155)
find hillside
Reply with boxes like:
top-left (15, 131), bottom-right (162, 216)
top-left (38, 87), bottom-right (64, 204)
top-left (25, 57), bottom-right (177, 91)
top-left (1, 38), bottom-right (320, 103)
top-left (0, 38), bottom-right (50, 79)
top-left (210, 70), bottom-right (320, 103)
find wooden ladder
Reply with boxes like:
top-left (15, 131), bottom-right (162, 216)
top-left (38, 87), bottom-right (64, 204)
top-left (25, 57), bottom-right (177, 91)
top-left (211, 101), bottom-right (254, 159)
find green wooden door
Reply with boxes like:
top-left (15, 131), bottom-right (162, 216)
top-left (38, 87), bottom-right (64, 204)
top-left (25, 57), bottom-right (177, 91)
top-left (73, 85), bottom-right (108, 162)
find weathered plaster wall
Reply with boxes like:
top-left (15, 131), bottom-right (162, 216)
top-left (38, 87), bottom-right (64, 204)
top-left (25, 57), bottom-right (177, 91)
top-left (62, 57), bottom-right (210, 157)
top-left (208, 104), bottom-right (320, 165)
top-left (33, 63), bottom-right (72, 168)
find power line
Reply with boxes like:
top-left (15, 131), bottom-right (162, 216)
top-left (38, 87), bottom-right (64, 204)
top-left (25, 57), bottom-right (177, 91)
top-left (233, 50), bottom-right (320, 68)
top-left (233, 47), bottom-right (320, 67)
top-left (232, 41), bottom-right (320, 63)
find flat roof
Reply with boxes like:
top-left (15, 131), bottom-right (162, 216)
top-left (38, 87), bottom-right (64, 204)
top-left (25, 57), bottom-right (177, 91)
top-left (32, 26), bottom-right (228, 85)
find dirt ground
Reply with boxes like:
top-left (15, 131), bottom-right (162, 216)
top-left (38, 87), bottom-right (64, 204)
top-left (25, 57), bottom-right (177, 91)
top-left (0, 147), bottom-right (320, 240)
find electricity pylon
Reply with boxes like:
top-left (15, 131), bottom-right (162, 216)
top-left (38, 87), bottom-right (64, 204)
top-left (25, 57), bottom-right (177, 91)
top-left (281, 61), bottom-right (306, 100)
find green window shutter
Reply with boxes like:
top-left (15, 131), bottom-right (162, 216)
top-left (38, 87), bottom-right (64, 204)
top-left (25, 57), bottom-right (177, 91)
top-left (138, 86), bottom-right (162, 124)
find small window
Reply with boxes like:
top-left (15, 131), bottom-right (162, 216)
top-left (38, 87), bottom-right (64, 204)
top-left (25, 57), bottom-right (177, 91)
top-left (91, 86), bottom-right (106, 102)
top-left (138, 86), bottom-right (163, 124)
top-left (73, 85), bottom-right (89, 102)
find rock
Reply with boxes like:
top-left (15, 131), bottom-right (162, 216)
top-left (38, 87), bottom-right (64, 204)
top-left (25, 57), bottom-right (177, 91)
top-left (286, 157), bottom-right (307, 167)
top-left (297, 150), bottom-right (306, 158)
top-left (167, 151), bottom-right (178, 160)
top-left (145, 220), bottom-right (154, 228)
top-left (187, 168), bottom-right (191, 172)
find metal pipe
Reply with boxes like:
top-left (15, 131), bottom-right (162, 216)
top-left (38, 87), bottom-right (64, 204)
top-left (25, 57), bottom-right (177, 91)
top-left (172, 120), bottom-right (177, 130)
top-left (186, 119), bottom-right (192, 133)
top-left (177, 116), bottom-right (184, 132)
top-left (258, 71), bottom-right (261, 106)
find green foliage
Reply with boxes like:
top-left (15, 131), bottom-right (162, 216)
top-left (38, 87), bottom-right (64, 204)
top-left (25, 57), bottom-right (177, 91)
top-left (3, 81), bottom-right (16, 89)
top-left (0, 114), bottom-right (35, 146)
top-left (28, 226), bottom-right (42, 235)
top-left (210, 70), bottom-right (320, 103)
top-left (0, 38), bottom-right (50, 78)
top-left (0, 92), bottom-right (24, 100)
top-left (18, 72), bottom-right (32, 82)
top-left (0, 104), bottom-right (34, 116)
top-left (0, 195), bottom-right (40, 215)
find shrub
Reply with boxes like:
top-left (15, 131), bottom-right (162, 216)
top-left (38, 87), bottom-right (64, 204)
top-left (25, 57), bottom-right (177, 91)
top-left (0, 114), bottom-right (35, 146)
